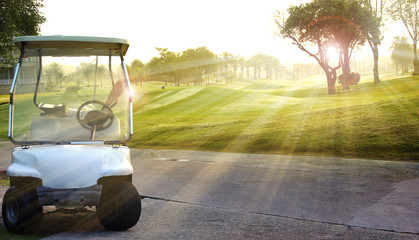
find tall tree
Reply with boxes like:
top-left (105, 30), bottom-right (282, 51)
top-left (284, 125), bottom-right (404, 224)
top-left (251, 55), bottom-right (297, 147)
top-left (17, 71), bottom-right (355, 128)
top-left (248, 53), bottom-right (264, 79)
top-left (229, 55), bottom-right (239, 78)
top-left (0, 0), bottom-right (45, 68)
top-left (44, 62), bottom-right (64, 89)
top-left (181, 47), bottom-right (218, 85)
top-left (77, 62), bottom-right (95, 87)
top-left (275, 0), bottom-right (378, 93)
top-left (237, 56), bottom-right (246, 78)
top-left (391, 36), bottom-right (413, 74)
top-left (360, 0), bottom-right (386, 83)
top-left (147, 48), bottom-right (181, 86)
top-left (128, 59), bottom-right (146, 86)
top-left (388, 0), bottom-right (419, 74)
top-left (220, 52), bottom-right (234, 83)
top-left (264, 55), bottom-right (281, 79)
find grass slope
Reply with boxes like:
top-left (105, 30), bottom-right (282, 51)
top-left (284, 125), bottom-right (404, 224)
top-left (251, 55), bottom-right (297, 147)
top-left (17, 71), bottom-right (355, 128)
top-left (132, 74), bottom-right (418, 161)
top-left (0, 74), bottom-right (417, 160)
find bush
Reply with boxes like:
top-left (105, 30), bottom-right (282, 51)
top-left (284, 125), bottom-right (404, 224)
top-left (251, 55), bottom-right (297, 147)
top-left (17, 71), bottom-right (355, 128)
top-left (66, 85), bottom-right (81, 93)
top-left (338, 72), bottom-right (361, 85)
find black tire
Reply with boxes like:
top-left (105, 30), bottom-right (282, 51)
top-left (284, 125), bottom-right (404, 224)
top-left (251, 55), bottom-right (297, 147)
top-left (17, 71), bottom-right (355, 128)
top-left (2, 187), bottom-right (43, 233)
top-left (97, 181), bottom-right (141, 230)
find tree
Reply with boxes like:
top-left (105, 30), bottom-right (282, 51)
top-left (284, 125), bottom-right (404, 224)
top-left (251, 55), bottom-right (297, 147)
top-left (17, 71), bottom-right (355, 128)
top-left (128, 59), bottom-right (146, 86)
top-left (77, 62), bottom-right (95, 87)
top-left (391, 36), bottom-right (413, 74)
top-left (96, 64), bottom-right (106, 88)
top-left (263, 55), bottom-right (281, 79)
top-left (237, 56), bottom-right (246, 78)
top-left (44, 62), bottom-right (65, 90)
top-left (360, 0), bottom-right (386, 83)
top-left (229, 55), bottom-right (239, 78)
top-left (275, 0), bottom-right (378, 94)
top-left (180, 47), bottom-right (218, 85)
top-left (0, 0), bottom-right (45, 68)
top-left (248, 53), bottom-right (264, 79)
top-left (147, 48), bottom-right (181, 86)
top-left (220, 52), bottom-right (234, 83)
top-left (388, 0), bottom-right (419, 74)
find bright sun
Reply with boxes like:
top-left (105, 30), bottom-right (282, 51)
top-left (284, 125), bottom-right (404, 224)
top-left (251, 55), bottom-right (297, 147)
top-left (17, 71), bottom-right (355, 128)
top-left (327, 46), bottom-right (340, 63)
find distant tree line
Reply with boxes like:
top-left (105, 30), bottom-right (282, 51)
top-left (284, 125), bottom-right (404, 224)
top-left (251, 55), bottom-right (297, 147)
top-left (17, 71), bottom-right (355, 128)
top-left (127, 47), bottom-right (283, 86)
top-left (42, 61), bottom-right (109, 91)
top-left (390, 36), bottom-right (414, 75)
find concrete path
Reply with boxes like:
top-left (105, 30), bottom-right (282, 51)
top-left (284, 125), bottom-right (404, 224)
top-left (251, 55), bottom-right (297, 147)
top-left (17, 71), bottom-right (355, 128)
top-left (132, 149), bottom-right (419, 234)
top-left (0, 142), bottom-right (418, 239)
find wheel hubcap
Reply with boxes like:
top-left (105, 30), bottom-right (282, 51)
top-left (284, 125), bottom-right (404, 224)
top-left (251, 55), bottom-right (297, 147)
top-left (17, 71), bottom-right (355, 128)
top-left (6, 198), bottom-right (19, 224)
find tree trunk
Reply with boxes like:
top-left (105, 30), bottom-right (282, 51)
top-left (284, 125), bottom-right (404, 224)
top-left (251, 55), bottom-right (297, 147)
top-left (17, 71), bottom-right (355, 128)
top-left (320, 64), bottom-right (336, 94)
top-left (372, 42), bottom-right (380, 84)
top-left (327, 73), bottom-right (336, 94)
top-left (341, 47), bottom-right (351, 91)
top-left (413, 41), bottom-right (419, 74)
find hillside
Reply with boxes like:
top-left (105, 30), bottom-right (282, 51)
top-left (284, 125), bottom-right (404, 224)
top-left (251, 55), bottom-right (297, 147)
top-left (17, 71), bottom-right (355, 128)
top-left (0, 74), bottom-right (418, 161)
top-left (131, 74), bottom-right (419, 161)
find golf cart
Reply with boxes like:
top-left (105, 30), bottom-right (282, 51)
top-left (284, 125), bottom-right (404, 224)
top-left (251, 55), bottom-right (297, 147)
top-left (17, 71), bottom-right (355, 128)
top-left (2, 36), bottom-right (141, 233)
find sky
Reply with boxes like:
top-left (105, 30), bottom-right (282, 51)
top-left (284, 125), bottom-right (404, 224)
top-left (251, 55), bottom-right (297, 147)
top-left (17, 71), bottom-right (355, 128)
top-left (40, 0), bottom-right (401, 65)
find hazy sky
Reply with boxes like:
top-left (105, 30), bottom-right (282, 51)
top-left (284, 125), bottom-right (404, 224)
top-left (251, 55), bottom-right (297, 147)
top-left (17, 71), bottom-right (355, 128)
top-left (40, 0), bottom-right (399, 65)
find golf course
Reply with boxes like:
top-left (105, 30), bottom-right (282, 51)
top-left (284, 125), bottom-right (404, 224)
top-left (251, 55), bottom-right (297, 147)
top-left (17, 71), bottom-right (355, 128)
top-left (1, 73), bottom-right (418, 161)
top-left (131, 73), bottom-right (418, 161)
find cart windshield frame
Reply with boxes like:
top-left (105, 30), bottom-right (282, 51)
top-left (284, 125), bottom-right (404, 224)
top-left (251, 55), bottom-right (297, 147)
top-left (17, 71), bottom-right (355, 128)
top-left (8, 36), bottom-right (133, 146)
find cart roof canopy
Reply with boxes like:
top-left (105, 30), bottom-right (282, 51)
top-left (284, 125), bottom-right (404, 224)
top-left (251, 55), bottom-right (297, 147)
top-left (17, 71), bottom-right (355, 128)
top-left (14, 35), bottom-right (130, 56)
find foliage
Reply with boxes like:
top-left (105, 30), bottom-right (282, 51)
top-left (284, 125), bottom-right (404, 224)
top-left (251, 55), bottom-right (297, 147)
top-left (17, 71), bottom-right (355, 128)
top-left (138, 47), bottom-right (282, 86)
top-left (65, 85), bottom-right (81, 93)
top-left (359, 0), bottom-right (386, 83)
top-left (147, 48), bottom-right (182, 85)
top-left (127, 59), bottom-right (146, 86)
top-left (275, 0), bottom-right (379, 93)
top-left (248, 53), bottom-right (282, 80)
top-left (0, 0), bottom-right (45, 68)
top-left (180, 47), bottom-right (218, 85)
top-left (391, 36), bottom-right (413, 74)
top-left (44, 62), bottom-right (65, 87)
top-left (75, 62), bottom-right (106, 87)
top-left (388, 0), bottom-right (419, 74)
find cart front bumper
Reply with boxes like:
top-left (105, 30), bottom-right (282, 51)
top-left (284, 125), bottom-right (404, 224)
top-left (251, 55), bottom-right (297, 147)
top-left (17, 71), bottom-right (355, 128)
top-left (37, 184), bottom-right (102, 207)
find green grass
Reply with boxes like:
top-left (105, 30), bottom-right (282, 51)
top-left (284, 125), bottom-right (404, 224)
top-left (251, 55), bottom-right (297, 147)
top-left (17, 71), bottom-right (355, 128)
top-left (0, 178), bottom-right (9, 187)
top-left (131, 74), bottom-right (419, 161)
top-left (1, 74), bottom-right (418, 161)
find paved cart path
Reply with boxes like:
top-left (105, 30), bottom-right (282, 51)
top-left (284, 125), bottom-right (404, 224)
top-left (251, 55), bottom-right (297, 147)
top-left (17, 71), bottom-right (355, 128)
top-left (0, 142), bottom-right (418, 239)
top-left (131, 149), bottom-right (419, 234)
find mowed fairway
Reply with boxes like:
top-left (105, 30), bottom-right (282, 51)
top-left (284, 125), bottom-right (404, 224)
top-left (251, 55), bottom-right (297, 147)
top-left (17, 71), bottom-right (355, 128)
top-left (0, 74), bottom-right (417, 161)
top-left (132, 74), bottom-right (419, 161)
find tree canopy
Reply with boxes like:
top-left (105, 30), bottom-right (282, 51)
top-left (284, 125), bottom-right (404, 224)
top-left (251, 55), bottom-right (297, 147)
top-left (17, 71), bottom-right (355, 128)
top-left (0, 0), bottom-right (45, 68)
top-left (127, 47), bottom-right (282, 86)
top-left (360, 0), bottom-right (386, 84)
top-left (275, 0), bottom-right (379, 94)
top-left (388, 0), bottom-right (419, 74)
top-left (391, 36), bottom-right (413, 74)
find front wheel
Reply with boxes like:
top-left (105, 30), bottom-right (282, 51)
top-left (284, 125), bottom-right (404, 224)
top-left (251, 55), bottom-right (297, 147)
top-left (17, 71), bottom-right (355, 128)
top-left (2, 187), bottom-right (43, 233)
top-left (97, 181), bottom-right (141, 230)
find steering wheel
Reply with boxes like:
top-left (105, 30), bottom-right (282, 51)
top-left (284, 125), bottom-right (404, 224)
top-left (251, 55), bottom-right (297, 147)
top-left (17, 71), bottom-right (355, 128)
top-left (76, 100), bottom-right (114, 132)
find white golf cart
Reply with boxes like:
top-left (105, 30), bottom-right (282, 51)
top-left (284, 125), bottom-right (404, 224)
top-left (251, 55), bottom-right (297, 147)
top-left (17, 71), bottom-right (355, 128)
top-left (2, 36), bottom-right (141, 233)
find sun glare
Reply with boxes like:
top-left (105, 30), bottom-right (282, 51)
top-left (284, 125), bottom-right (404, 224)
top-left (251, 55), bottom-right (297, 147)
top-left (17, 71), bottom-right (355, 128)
top-left (326, 46), bottom-right (340, 63)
